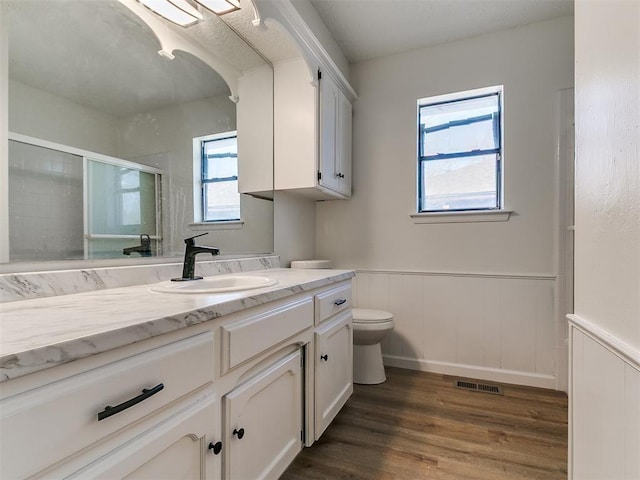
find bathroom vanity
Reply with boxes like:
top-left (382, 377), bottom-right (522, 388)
top-left (0, 268), bottom-right (354, 479)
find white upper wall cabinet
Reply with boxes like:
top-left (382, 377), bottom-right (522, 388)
top-left (319, 73), bottom-right (352, 197)
top-left (274, 57), bottom-right (352, 200)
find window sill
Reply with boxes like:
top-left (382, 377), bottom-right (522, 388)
top-left (410, 210), bottom-right (512, 224)
top-left (189, 221), bottom-right (244, 231)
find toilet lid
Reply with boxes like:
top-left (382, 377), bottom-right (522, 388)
top-left (352, 308), bottom-right (393, 323)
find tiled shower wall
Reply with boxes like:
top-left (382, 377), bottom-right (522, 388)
top-left (353, 270), bottom-right (558, 388)
top-left (8, 141), bottom-right (84, 261)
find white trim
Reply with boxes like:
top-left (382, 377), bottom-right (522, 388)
top-left (188, 221), bottom-right (244, 231)
top-left (415, 85), bottom-right (505, 219)
top-left (568, 314), bottom-right (574, 480)
top-left (383, 355), bottom-right (556, 389)
top-left (86, 234), bottom-right (162, 240)
top-left (83, 156), bottom-right (89, 260)
top-left (355, 268), bottom-right (555, 281)
top-left (251, 0), bottom-right (356, 102)
top-left (411, 209), bottom-right (512, 224)
top-left (417, 84), bottom-right (503, 106)
top-left (567, 313), bottom-right (640, 372)
top-left (8, 132), bottom-right (163, 175)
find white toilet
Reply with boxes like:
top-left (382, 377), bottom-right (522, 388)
top-left (352, 308), bottom-right (394, 384)
top-left (289, 260), bottom-right (394, 385)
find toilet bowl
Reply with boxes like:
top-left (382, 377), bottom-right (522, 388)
top-left (352, 308), bottom-right (394, 385)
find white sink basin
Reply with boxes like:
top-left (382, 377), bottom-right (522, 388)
top-left (151, 275), bottom-right (278, 294)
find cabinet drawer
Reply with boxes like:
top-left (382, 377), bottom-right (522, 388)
top-left (221, 297), bottom-right (313, 374)
top-left (0, 332), bottom-right (214, 480)
top-left (315, 283), bottom-right (352, 325)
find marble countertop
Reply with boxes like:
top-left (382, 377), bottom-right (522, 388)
top-left (0, 268), bottom-right (354, 382)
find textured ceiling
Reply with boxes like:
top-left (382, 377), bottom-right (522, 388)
top-left (308, 0), bottom-right (574, 63)
top-left (6, 0), bottom-right (266, 118)
top-left (221, 5), bottom-right (303, 63)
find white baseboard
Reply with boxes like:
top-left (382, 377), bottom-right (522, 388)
top-left (383, 355), bottom-right (557, 390)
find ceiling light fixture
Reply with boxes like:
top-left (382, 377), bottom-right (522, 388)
top-left (138, 0), bottom-right (203, 27)
top-left (138, 0), bottom-right (240, 27)
top-left (193, 0), bottom-right (240, 16)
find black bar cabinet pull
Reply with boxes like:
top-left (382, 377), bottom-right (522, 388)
top-left (97, 383), bottom-right (164, 421)
top-left (334, 298), bottom-right (347, 306)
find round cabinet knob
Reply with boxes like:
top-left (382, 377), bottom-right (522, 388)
top-left (208, 441), bottom-right (222, 455)
top-left (233, 428), bottom-right (245, 439)
top-left (320, 354), bottom-right (329, 361)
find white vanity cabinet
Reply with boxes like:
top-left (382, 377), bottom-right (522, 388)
top-left (224, 349), bottom-right (303, 480)
top-left (72, 390), bottom-right (219, 480)
top-left (0, 278), bottom-right (353, 480)
top-left (274, 57), bottom-right (353, 200)
top-left (0, 332), bottom-right (218, 480)
top-left (313, 283), bottom-right (354, 438)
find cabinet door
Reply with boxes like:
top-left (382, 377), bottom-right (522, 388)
top-left (66, 392), bottom-right (220, 480)
top-left (315, 312), bottom-right (353, 438)
top-left (336, 91), bottom-right (352, 197)
top-left (319, 74), bottom-right (341, 194)
top-left (224, 349), bottom-right (303, 480)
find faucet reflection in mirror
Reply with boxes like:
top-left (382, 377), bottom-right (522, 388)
top-left (123, 234), bottom-right (153, 257)
top-left (139, 0), bottom-right (240, 27)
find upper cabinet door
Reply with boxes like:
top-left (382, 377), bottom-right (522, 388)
top-left (337, 90), bottom-right (353, 197)
top-left (319, 74), bottom-right (340, 194)
top-left (319, 74), bottom-right (352, 198)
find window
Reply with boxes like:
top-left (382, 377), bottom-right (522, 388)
top-left (195, 132), bottom-right (240, 222)
top-left (418, 86), bottom-right (503, 213)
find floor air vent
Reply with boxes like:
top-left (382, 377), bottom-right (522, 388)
top-left (454, 379), bottom-right (503, 395)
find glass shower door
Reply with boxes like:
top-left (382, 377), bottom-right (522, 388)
top-left (85, 158), bottom-right (161, 259)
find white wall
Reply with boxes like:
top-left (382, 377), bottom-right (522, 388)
top-left (573, 1), bottom-right (640, 352)
top-left (571, 0), bottom-right (640, 477)
top-left (317, 16), bottom-right (574, 388)
top-left (274, 191), bottom-right (316, 267)
top-left (8, 80), bottom-right (120, 157)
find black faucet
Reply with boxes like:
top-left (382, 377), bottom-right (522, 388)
top-left (171, 233), bottom-right (220, 281)
top-left (123, 234), bottom-right (152, 257)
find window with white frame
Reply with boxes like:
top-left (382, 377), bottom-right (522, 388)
top-left (195, 132), bottom-right (240, 222)
top-left (417, 86), bottom-right (503, 213)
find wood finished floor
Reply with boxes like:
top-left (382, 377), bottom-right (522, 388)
top-left (281, 367), bottom-right (568, 480)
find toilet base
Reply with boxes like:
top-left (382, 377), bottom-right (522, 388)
top-left (353, 343), bottom-right (387, 384)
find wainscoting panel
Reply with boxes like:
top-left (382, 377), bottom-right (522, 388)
top-left (353, 271), bottom-right (557, 388)
top-left (569, 317), bottom-right (640, 479)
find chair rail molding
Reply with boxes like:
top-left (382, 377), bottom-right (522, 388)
top-left (568, 314), bottom-right (640, 371)
top-left (355, 269), bottom-right (556, 281)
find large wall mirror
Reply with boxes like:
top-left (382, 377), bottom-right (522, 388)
top-left (2, 0), bottom-right (274, 270)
